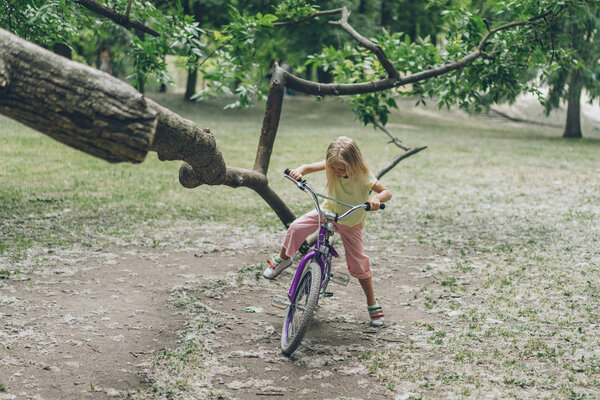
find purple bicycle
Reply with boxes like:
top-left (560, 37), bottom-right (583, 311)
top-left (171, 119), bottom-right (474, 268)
top-left (271, 169), bottom-right (385, 356)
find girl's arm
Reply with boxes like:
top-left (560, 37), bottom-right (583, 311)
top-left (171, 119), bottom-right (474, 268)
top-left (289, 161), bottom-right (326, 180)
top-left (368, 181), bottom-right (392, 211)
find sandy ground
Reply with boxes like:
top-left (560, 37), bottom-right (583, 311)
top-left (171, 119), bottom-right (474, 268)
top-left (0, 222), bottom-right (437, 399)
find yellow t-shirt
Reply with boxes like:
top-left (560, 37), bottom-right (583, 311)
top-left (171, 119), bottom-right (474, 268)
top-left (322, 173), bottom-right (378, 227)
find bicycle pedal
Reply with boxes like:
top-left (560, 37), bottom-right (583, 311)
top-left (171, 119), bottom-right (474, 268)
top-left (271, 295), bottom-right (290, 310)
top-left (323, 292), bottom-right (334, 298)
top-left (331, 273), bottom-right (350, 286)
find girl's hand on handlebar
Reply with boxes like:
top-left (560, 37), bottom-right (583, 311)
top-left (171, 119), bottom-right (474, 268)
top-left (289, 169), bottom-right (303, 181)
top-left (367, 196), bottom-right (381, 211)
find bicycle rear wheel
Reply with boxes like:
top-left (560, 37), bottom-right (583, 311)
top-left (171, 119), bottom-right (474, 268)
top-left (281, 261), bottom-right (321, 356)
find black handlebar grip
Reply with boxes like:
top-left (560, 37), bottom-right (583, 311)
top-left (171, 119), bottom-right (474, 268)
top-left (364, 202), bottom-right (386, 211)
top-left (284, 168), bottom-right (291, 176)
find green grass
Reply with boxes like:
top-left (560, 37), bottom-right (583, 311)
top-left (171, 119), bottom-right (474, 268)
top-left (2, 94), bottom-right (599, 249)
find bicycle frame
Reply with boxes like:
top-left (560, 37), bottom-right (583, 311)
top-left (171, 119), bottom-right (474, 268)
top-left (287, 220), bottom-right (339, 303)
top-left (283, 172), bottom-right (370, 303)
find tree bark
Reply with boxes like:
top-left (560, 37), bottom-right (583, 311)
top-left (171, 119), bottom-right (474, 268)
top-left (0, 29), bottom-right (156, 163)
top-left (563, 69), bottom-right (583, 139)
top-left (0, 28), bottom-right (226, 186)
top-left (176, 65), bottom-right (296, 226)
top-left (148, 99), bottom-right (226, 184)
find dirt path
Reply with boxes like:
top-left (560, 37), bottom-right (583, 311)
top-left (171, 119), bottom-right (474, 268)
top-left (0, 225), bottom-right (437, 399)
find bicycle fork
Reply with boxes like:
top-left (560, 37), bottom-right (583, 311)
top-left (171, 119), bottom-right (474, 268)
top-left (271, 243), bottom-right (349, 310)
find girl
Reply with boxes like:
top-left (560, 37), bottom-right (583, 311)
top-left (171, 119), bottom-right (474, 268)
top-left (263, 136), bottom-right (392, 327)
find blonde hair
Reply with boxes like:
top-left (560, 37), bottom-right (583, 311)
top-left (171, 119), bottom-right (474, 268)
top-left (325, 136), bottom-right (370, 195)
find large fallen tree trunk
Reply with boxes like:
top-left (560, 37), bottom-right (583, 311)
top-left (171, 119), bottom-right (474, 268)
top-left (0, 28), bottom-right (225, 184)
top-left (0, 29), bottom-right (156, 164)
top-left (0, 28), bottom-right (293, 224)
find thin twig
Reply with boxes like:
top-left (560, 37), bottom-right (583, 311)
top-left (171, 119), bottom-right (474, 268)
top-left (488, 108), bottom-right (562, 128)
top-left (376, 146), bottom-right (428, 180)
top-left (196, 38), bottom-right (233, 70)
top-left (373, 120), bottom-right (410, 151)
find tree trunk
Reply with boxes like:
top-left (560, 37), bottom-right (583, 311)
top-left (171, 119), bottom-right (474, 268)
top-left (0, 29), bottom-right (156, 163)
top-left (304, 63), bottom-right (313, 81)
top-left (0, 28), bottom-right (226, 187)
top-left (0, 29), bottom-right (293, 225)
top-left (137, 78), bottom-right (145, 94)
top-left (358, 0), bottom-right (367, 14)
top-left (316, 67), bottom-right (333, 84)
top-left (380, 1), bottom-right (391, 27)
top-left (185, 69), bottom-right (198, 101)
top-left (408, 0), bottom-right (418, 41)
top-left (563, 69), bottom-right (583, 139)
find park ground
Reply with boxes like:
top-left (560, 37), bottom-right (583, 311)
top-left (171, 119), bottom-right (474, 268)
top-left (1, 93), bottom-right (600, 399)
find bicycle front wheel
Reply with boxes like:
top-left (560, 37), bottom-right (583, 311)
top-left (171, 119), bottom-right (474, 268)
top-left (281, 261), bottom-right (321, 356)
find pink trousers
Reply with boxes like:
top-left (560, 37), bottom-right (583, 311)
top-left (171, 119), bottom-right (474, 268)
top-left (282, 210), bottom-right (372, 279)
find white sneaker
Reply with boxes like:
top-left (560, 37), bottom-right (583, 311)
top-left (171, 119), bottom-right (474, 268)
top-left (368, 301), bottom-right (384, 327)
top-left (263, 255), bottom-right (293, 280)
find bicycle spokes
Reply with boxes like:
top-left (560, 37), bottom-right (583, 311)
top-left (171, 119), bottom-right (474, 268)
top-left (281, 262), bottom-right (321, 355)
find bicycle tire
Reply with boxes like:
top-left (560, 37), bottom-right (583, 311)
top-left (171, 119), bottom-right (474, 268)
top-left (281, 261), bottom-right (321, 356)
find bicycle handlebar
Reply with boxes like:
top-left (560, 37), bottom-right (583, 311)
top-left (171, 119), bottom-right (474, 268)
top-left (284, 169), bottom-right (386, 220)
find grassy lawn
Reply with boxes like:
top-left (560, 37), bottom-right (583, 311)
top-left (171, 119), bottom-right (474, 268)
top-left (2, 93), bottom-right (600, 398)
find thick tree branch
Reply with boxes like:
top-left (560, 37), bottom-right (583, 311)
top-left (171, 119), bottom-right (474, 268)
top-left (0, 27), bottom-right (225, 187)
top-left (148, 99), bottom-right (226, 184)
top-left (399, 51), bottom-right (483, 85)
top-left (0, 59), bottom-right (9, 92)
top-left (179, 164), bottom-right (296, 226)
top-left (285, 8), bottom-right (555, 94)
top-left (254, 66), bottom-right (285, 175)
top-left (276, 7), bottom-right (399, 80)
top-left (75, 0), bottom-right (159, 37)
top-left (0, 29), bottom-right (156, 163)
top-left (285, 74), bottom-right (397, 95)
top-left (176, 64), bottom-right (296, 227)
